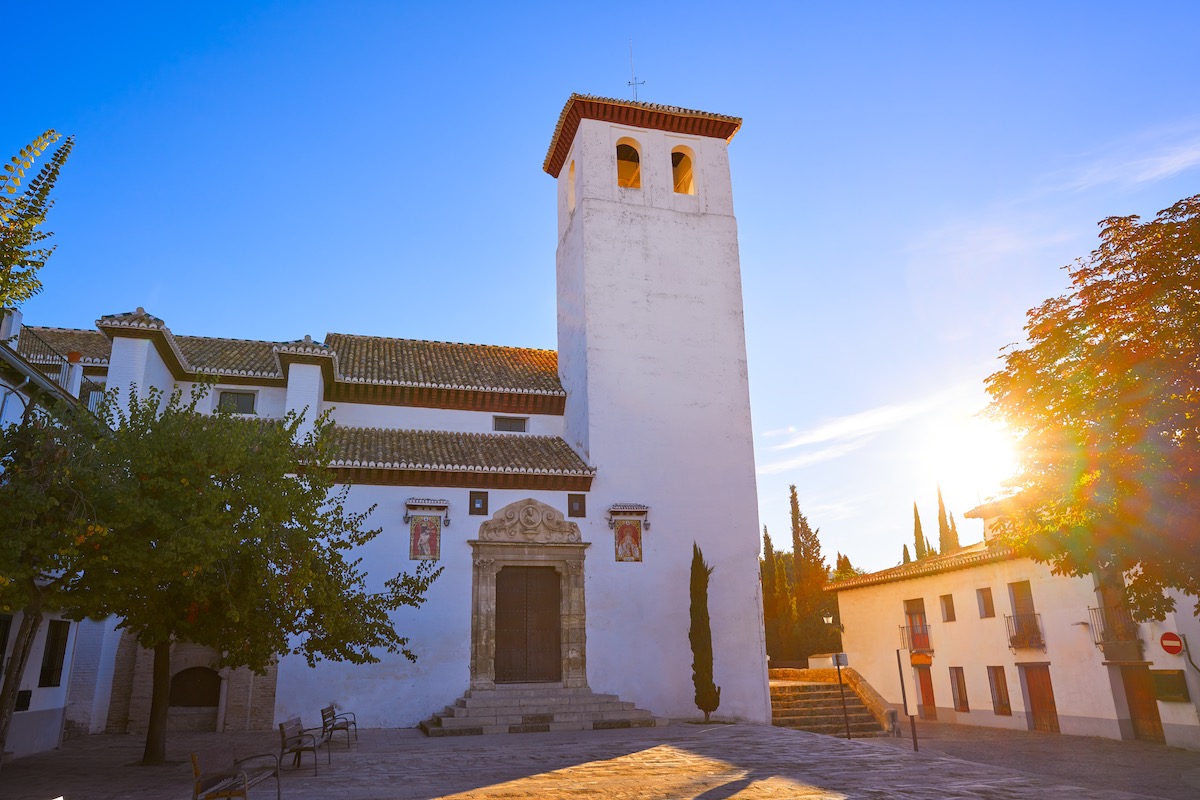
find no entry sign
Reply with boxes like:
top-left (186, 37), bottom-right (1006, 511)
top-left (1161, 632), bottom-right (1184, 655)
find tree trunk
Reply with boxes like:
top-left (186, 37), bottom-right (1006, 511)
top-left (0, 590), bottom-right (44, 774)
top-left (141, 641), bottom-right (171, 765)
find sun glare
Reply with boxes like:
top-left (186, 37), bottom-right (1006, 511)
top-left (920, 411), bottom-right (1019, 507)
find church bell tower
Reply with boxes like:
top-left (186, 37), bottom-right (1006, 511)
top-left (543, 95), bottom-right (770, 722)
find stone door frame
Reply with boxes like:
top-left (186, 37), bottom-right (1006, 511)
top-left (468, 499), bottom-right (589, 691)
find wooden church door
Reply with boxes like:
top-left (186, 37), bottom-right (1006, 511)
top-left (495, 566), bottom-right (562, 683)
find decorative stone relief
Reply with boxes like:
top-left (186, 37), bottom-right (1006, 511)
top-left (478, 498), bottom-right (582, 543)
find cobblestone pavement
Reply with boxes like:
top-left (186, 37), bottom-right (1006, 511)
top-left (4, 722), bottom-right (1198, 800)
top-left (860, 718), bottom-right (1200, 800)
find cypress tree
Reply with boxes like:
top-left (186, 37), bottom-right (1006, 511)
top-left (950, 512), bottom-right (960, 546)
top-left (902, 544), bottom-right (912, 564)
top-left (937, 485), bottom-right (959, 552)
top-left (913, 503), bottom-right (927, 560)
top-left (690, 543), bottom-right (721, 722)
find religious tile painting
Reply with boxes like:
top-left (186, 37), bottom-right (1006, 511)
top-left (409, 515), bottom-right (441, 560)
top-left (614, 518), bottom-right (642, 562)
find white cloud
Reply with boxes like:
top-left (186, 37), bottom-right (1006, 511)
top-left (1049, 126), bottom-right (1200, 192)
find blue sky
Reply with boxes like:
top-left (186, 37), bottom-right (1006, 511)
top-left (7, 2), bottom-right (1200, 571)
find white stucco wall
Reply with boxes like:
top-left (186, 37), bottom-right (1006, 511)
top-left (327, 402), bottom-right (564, 437)
top-left (553, 117), bottom-right (769, 724)
top-left (836, 554), bottom-right (1200, 749)
top-left (1, 611), bottom-right (79, 757)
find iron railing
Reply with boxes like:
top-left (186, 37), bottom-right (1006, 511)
top-left (899, 624), bottom-right (932, 651)
top-left (7, 326), bottom-right (104, 410)
top-left (1005, 613), bottom-right (1045, 649)
top-left (1089, 605), bottom-right (1141, 647)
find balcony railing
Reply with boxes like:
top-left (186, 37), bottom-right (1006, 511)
top-left (8, 326), bottom-right (103, 411)
top-left (1004, 613), bottom-right (1045, 650)
top-left (1088, 605), bottom-right (1144, 661)
top-left (899, 624), bottom-right (933, 651)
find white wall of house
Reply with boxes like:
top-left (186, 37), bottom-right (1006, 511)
top-left (327, 402), bottom-right (565, 437)
top-left (1, 611), bottom-right (79, 757)
top-left (836, 552), bottom-right (1200, 749)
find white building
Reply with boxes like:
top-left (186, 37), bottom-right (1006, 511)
top-left (827, 505), bottom-right (1200, 751)
top-left (1, 310), bottom-right (124, 758)
top-left (4, 94), bottom-right (771, 745)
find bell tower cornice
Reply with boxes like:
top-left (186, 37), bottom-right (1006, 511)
top-left (543, 93), bottom-right (741, 177)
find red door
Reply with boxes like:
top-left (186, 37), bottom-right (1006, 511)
top-left (1021, 665), bottom-right (1059, 733)
top-left (495, 566), bottom-right (562, 683)
top-left (1121, 666), bottom-right (1165, 743)
top-left (915, 665), bottom-right (937, 720)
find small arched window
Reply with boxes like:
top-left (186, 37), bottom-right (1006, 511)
top-left (672, 147), bottom-right (695, 195)
top-left (568, 160), bottom-right (576, 213)
top-left (615, 139), bottom-right (641, 189)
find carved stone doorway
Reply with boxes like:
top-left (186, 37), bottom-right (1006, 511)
top-left (469, 499), bottom-right (589, 691)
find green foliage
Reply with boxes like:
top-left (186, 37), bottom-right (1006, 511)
top-left (912, 503), bottom-right (926, 560)
top-left (82, 386), bottom-right (440, 761)
top-left (832, 552), bottom-right (864, 582)
top-left (937, 485), bottom-right (960, 552)
top-left (0, 397), bottom-right (107, 760)
top-left (759, 527), bottom-right (795, 660)
top-left (0, 130), bottom-right (74, 308)
top-left (902, 543), bottom-right (912, 564)
top-left (689, 543), bottom-right (720, 721)
top-left (986, 195), bottom-right (1200, 619)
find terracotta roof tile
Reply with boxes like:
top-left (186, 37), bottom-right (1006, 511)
top-left (825, 541), bottom-right (1019, 592)
top-left (327, 427), bottom-right (593, 476)
top-left (20, 327), bottom-right (111, 365)
top-left (324, 333), bottom-right (563, 395)
top-left (175, 335), bottom-right (283, 378)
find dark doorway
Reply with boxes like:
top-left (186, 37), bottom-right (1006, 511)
top-left (495, 566), bottom-right (561, 683)
top-left (1121, 665), bottom-right (1165, 743)
top-left (1021, 664), bottom-right (1060, 733)
top-left (915, 665), bottom-right (937, 719)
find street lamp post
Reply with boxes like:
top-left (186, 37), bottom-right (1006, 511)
top-left (823, 612), bottom-right (852, 740)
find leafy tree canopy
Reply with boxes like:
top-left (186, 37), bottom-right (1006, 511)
top-left (0, 130), bottom-right (73, 308)
top-left (81, 387), bottom-right (440, 762)
top-left (986, 195), bottom-right (1200, 619)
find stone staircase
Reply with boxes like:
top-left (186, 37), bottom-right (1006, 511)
top-left (770, 681), bottom-right (888, 738)
top-left (419, 684), bottom-right (668, 737)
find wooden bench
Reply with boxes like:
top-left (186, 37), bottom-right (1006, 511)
top-left (190, 752), bottom-right (281, 800)
top-left (321, 704), bottom-right (357, 746)
top-left (278, 716), bottom-right (329, 774)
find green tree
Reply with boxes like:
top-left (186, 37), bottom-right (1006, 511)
top-left (902, 543), bottom-right (912, 564)
top-left (986, 195), bottom-right (1200, 619)
top-left (832, 552), bottom-right (864, 582)
top-left (759, 527), bottom-right (795, 660)
top-left (789, 485), bottom-right (836, 657)
top-left (1, 130), bottom-right (74, 308)
top-left (689, 543), bottom-right (720, 722)
top-left (937, 485), bottom-right (960, 552)
top-left (83, 387), bottom-right (440, 764)
top-left (0, 397), bottom-right (106, 766)
top-left (912, 503), bottom-right (927, 559)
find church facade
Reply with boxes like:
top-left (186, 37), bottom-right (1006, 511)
top-left (4, 95), bottom-right (771, 739)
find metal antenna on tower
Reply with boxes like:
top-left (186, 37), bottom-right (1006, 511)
top-left (628, 40), bottom-right (645, 101)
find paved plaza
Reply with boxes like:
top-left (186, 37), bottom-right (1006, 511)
top-left (4, 721), bottom-right (1200, 800)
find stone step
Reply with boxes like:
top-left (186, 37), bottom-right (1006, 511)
top-left (421, 687), bottom-right (662, 738)
top-left (774, 719), bottom-right (888, 738)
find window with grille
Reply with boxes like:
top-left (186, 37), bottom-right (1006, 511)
top-left (217, 390), bottom-right (256, 414)
top-left (38, 620), bottom-right (70, 687)
top-left (493, 416), bottom-right (527, 433)
top-left (469, 491), bottom-right (489, 516)
top-left (988, 666), bottom-right (1012, 715)
top-left (949, 666), bottom-right (969, 712)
